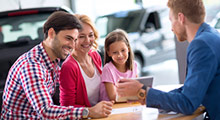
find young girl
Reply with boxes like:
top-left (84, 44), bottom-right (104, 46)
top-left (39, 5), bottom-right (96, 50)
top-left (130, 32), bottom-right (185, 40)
top-left (100, 29), bottom-right (138, 101)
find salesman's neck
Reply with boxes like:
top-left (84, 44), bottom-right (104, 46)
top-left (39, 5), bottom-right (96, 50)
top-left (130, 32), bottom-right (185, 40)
top-left (186, 22), bottom-right (203, 43)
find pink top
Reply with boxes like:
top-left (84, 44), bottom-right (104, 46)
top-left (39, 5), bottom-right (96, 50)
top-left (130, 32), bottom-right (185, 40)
top-left (59, 51), bottom-right (102, 107)
top-left (100, 61), bottom-right (138, 101)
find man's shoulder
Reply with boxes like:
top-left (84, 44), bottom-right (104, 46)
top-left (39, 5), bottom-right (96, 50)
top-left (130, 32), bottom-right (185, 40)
top-left (193, 28), bottom-right (220, 48)
top-left (13, 44), bottom-right (45, 69)
top-left (198, 23), bottom-right (220, 39)
top-left (24, 44), bottom-right (43, 63)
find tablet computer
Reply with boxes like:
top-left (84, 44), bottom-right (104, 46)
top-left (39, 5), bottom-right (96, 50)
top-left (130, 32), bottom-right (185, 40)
top-left (133, 76), bottom-right (153, 87)
top-left (116, 76), bottom-right (154, 102)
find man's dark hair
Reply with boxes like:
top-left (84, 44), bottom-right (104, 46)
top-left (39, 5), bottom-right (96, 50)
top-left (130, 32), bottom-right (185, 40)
top-left (43, 11), bottom-right (82, 39)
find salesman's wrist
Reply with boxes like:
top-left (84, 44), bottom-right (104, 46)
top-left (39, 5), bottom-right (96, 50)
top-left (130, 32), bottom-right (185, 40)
top-left (137, 88), bottom-right (146, 100)
top-left (137, 86), bottom-right (150, 100)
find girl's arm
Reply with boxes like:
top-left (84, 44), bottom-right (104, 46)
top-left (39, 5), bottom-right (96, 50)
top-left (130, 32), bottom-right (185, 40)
top-left (104, 82), bottom-right (116, 101)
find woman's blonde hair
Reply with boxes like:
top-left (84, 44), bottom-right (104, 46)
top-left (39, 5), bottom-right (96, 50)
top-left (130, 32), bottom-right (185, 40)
top-left (74, 14), bottom-right (99, 50)
top-left (104, 29), bottom-right (134, 70)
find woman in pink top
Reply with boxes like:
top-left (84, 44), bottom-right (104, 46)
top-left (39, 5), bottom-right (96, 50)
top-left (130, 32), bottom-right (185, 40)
top-left (100, 29), bottom-right (138, 101)
top-left (59, 14), bottom-right (113, 115)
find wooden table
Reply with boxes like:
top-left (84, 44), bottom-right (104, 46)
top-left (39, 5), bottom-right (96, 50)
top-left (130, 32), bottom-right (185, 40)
top-left (90, 102), bottom-right (205, 120)
top-left (90, 84), bottom-right (205, 120)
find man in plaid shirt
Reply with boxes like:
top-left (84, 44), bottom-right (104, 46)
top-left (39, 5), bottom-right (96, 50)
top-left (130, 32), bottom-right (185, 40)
top-left (1, 11), bottom-right (113, 119)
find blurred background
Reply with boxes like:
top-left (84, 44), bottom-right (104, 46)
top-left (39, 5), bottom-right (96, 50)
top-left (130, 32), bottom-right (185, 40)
top-left (0, 0), bottom-right (220, 88)
top-left (1, 0), bottom-right (220, 21)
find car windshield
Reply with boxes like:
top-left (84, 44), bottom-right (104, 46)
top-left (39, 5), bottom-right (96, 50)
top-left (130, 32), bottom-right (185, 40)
top-left (215, 18), bottom-right (220, 29)
top-left (0, 13), bottom-right (51, 44)
top-left (96, 9), bottom-right (145, 37)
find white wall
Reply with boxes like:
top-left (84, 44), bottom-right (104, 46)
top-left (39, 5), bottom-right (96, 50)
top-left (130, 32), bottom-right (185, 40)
top-left (0, 0), bottom-right (70, 12)
top-left (0, 0), bottom-right (167, 19)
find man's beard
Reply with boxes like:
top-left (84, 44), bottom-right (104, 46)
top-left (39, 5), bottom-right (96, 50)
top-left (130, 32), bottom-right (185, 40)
top-left (51, 36), bottom-right (67, 60)
top-left (175, 30), bottom-right (187, 42)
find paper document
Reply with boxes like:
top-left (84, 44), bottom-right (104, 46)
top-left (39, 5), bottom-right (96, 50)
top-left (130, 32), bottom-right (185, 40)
top-left (111, 106), bottom-right (144, 115)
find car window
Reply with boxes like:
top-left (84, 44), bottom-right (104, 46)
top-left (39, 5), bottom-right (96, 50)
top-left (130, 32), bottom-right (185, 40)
top-left (0, 13), bottom-right (51, 44)
top-left (96, 9), bottom-right (145, 38)
top-left (144, 12), bottom-right (160, 32)
top-left (215, 18), bottom-right (220, 29)
top-left (95, 17), bottom-right (108, 38)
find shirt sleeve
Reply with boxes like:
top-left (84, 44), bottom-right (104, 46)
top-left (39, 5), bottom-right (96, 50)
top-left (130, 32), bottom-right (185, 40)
top-left (146, 40), bottom-right (218, 114)
top-left (20, 62), bottom-right (84, 119)
top-left (101, 65), bottom-right (115, 84)
top-left (133, 61), bottom-right (138, 77)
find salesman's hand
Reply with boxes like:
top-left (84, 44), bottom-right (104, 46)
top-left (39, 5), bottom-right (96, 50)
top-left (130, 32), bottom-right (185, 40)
top-left (88, 101), bottom-right (114, 118)
top-left (116, 79), bottom-right (143, 97)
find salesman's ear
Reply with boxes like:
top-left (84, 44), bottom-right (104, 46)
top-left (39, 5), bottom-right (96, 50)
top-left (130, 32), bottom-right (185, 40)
top-left (178, 12), bottom-right (185, 25)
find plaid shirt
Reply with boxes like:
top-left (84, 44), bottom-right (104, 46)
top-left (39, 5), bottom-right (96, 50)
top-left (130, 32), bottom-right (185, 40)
top-left (1, 43), bottom-right (84, 120)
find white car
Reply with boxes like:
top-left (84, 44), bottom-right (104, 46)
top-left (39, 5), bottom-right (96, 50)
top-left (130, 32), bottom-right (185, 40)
top-left (210, 11), bottom-right (220, 32)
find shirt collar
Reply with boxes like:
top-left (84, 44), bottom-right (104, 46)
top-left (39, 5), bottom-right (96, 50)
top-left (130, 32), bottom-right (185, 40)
top-left (195, 22), bottom-right (209, 37)
top-left (38, 42), bottom-right (60, 71)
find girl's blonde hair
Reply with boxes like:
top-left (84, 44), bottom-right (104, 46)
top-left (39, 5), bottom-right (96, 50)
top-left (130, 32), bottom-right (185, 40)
top-left (104, 29), bottom-right (134, 70)
top-left (74, 14), bottom-right (99, 50)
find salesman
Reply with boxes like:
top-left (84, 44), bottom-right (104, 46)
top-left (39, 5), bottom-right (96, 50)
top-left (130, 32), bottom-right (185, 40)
top-left (117, 0), bottom-right (220, 119)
